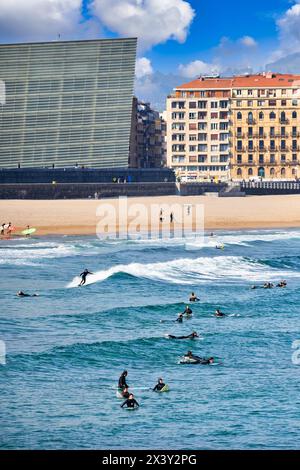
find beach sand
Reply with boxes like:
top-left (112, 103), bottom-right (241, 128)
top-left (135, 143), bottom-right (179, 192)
top-left (1, 194), bottom-right (300, 237)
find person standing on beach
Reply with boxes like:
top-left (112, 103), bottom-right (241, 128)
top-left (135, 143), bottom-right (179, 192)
top-left (159, 209), bottom-right (163, 223)
top-left (170, 212), bottom-right (174, 223)
top-left (0, 223), bottom-right (5, 236)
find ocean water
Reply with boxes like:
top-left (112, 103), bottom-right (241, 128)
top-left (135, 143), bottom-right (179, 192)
top-left (1, 229), bottom-right (300, 450)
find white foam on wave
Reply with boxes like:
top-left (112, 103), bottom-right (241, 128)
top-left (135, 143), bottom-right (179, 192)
top-left (0, 243), bottom-right (77, 265)
top-left (67, 255), bottom-right (295, 288)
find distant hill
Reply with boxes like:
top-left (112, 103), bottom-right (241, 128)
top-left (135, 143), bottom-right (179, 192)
top-left (266, 53), bottom-right (300, 74)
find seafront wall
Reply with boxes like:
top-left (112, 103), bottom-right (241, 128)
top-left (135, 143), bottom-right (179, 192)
top-left (0, 182), bottom-right (177, 199)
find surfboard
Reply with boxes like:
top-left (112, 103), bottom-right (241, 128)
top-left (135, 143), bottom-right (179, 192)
top-left (158, 384), bottom-right (169, 392)
top-left (21, 228), bottom-right (36, 236)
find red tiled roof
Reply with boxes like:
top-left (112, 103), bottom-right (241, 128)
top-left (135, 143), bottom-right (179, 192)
top-left (176, 73), bottom-right (300, 90)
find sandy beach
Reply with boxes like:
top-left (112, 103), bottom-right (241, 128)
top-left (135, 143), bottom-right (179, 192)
top-left (1, 194), bottom-right (300, 237)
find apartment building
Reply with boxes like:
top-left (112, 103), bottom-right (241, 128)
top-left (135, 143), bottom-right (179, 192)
top-left (166, 77), bottom-right (232, 181)
top-left (166, 73), bottom-right (300, 181)
top-left (231, 73), bottom-right (300, 181)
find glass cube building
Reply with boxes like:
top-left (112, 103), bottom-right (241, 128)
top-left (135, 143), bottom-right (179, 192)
top-left (0, 38), bottom-right (137, 168)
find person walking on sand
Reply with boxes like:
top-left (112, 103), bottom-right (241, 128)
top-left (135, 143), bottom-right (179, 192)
top-left (170, 212), bottom-right (174, 223)
top-left (0, 223), bottom-right (5, 237)
top-left (159, 209), bottom-right (163, 223)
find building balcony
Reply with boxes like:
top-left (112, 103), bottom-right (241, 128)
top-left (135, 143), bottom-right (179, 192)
top-left (247, 119), bottom-right (256, 125)
top-left (235, 147), bottom-right (246, 152)
top-left (257, 147), bottom-right (268, 152)
top-left (280, 118), bottom-right (289, 124)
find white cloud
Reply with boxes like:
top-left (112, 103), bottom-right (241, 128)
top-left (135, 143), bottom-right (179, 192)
top-left (135, 57), bottom-right (153, 78)
top-left (91, 0), bottom-right (195, 50)
top-left (239, 35), bottom-right (257, 47)
top-left (277, 1), bottom-right (300, 55)
top-left (0, 0), bottom-right (99, 42)
top-left (178, 60), bottom-right (219, 78)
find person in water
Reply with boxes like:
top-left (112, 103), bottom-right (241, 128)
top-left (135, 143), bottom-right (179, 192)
top-left (153, 378), bottom-right (166, 392)
top-left (215, 309), bottom-right (226, 317)
top-left (168, 331), bottom-right (199, 340)
top-left (118, 370), bottom-right (128, 390)
top-left (175, 313), bottom-right (184, 323)
top-left (121, 393), bottom-right (139, 409)
top-left (78, 268), bottom-right (93, 286)
top-left (264, 282), bottom-right (274, 289)
top-left (277, 280), bottom-right (287, 288)
top-left (17, 291), bottom-right (38, 297)
top-left (184, 351), bottom-right (214, 364)
top-left (121, 386), bottom-right (130, 398)
top-left (183, 305), bottom-right (192, 316)
top-left (189, 292), bottom-right (200, 302)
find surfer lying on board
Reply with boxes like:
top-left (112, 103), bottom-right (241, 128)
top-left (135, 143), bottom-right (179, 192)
top-left (153, 378), bottom-right (166, 392)
top-left (118, 370), bottom-right (129, 390)
top-left (167, 332), bottom-right (199, 340)
top-left (189, 292), bottom-right (200, 302)
top-left (184, 351), bottom-right (215, 364)
top-left (17, 291), bottom-right (38, 297)
top-left (121, 394), bottom-right (139, 409)
top-left (215, 309), bottom-right (226, 317)
top-left (277, 280), bottom-right (287, 288)
top-left (78, 268), bottom-right (93, 286)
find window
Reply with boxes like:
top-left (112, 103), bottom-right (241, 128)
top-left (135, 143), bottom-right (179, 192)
top-left (237, 111), bottom-right (242, 120)
top-left (198, 112), bottom-right (207, 120)
top-left (198, 144), bottom-right (207, 151)
top-left (259, 127), bottom-right (264, 137)
top-left (189, 156), bottom-right (197, 162)
top-left (189, 134), bottom-right (197, 141)
top-left (259, 111), bottom-right (264, 120)
top-left (270, 127), bottom-right (275, 137)
top-left (248, 90), bottom-right (253, 96)
top-left (198, 155), bottom-right (207, 162)
top-left (237, 140), bottom-right (243, 150)
top-left (293, 154), bottom-right (297, 161)
top-left (248, 127), bottom-right (253, 137)
top-left (281, 154), bottom-right (286, 162)
top-left (220, 133), bottom-right (228, 141)
top-left (270, 154), bottom-right (275, 163)
top-left (248, 140), bottom-right (254, 151)
top-left (211, 102), bottom-right (218, 108)
top-left (292, 140), bottom-right (298, 151)
top-left (281, 140), bottom-right (286, 150)
top-left (211, 112), bottom-right (218, 119)
top-left (236, 100), bottom-right (242, 107)
top-left (189, 102), bottom-right (197, 109)
top-left (220, 101), bottom-right (228, 109)
top-left (189, 145), bottom-right (197, 152)
top-left (211, 155), bottom-right (219, 162)
top-left (258, 100), bottom-right (265, 106)
top-left (220, 122), bottom-right (228, 130)
top-left (220, 155), bottom-right (228, 162)
top-left (198, 122), bottom-right (207, 130)
top-left (248, 168), bottom-right (253, 176)
top-left (270, 168), bottom-right (275, 176)
top-left (248, 154), bottom-right (253, 163)
top-left (270, 140), bottom-right (275, 151)
top-left (189, 113), bottom-right (196, 119)
top-left (189, 123), bottom-right (197, 130)
top-left (211, 123), bottom-right (218, 130)
top-left (248, 112), bottom-right (254, 123)
top-left (259, 155), bottom-right (264, 164)
top-left (248, 100), bottom-right (253, 107)
top-left (211, 145), bottom-right (218, 152)
top-left (281, 127), bottom-right (286, 137)
top-left (237, 154), bottom-right (242, 164)
top-left (280, 111), bottom-right (286, 122)
top-left (198, 133), bottom-right (207, 141)
top-left (220, 144), bottom-right (228, 151)
top-left (281, 100), bottom-right (287, 106)
top-left (259, 140), bottom-right (264, 150)
top-left (292, 99), bottom-right (298, 106)
top-left (236, 90), bottom-right (242, 96)
top-left (270, 111), bottom-right (276, 120)
top-left (292, 111), bottom-right (297, 119)
top-left (269, 100), bottom-right (276, 106)
top-left (292, 126), bottom-right (297, 137)
top-left (211, 134), bottom-right (218, 141)
top-left (237, 168), bottom-right (242, 176)
top-left (198, 101), bottom-right (207, 109)
top-left (281, 168), bottom-right (286, 176)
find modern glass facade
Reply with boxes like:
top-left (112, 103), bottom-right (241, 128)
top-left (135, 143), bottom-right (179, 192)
top-left (0, 38), bottom-right (137, 168)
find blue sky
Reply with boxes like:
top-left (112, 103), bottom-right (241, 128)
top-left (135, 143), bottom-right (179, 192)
top-left (0, 1), bottom-right (300, 108)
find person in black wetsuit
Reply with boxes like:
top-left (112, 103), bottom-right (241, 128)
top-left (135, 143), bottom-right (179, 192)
top-left (121, 394), bottom-right (139, 409)
top-left (167, 331), bottom-right (199, 340)
top-left (78, 268), bottom-right (93, 286)
top-left (17, 291), bottom-right (38, 297)
top-left (215, 309), bottom-right (226, 317)
top-left (118, 370), bottom-right (128, 390)
top-left (199, 357), bottom-right (215, 365)
top-left (182, 305), bottom-right (192, 316)
top-left (175, 313), bottom-right (184, 323)
top-left (189, 292), bottom-right (200, 302)
top-left (183, 351), bottom-right (214, 364)
top-left (153, 378), bottom-right (166, 392)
